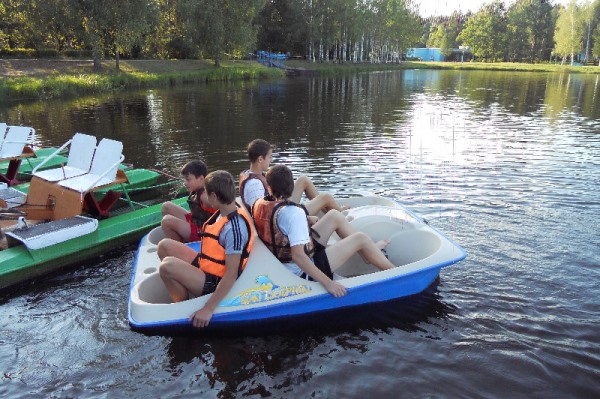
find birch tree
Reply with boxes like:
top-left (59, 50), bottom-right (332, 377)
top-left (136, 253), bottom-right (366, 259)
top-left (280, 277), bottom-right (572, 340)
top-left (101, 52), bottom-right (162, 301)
top-left (581, 0), bottom-right (600, 62)
top-left (553, 0), bottom-right (585, 64)
top-left (593, 24), bottom-right (600, 63)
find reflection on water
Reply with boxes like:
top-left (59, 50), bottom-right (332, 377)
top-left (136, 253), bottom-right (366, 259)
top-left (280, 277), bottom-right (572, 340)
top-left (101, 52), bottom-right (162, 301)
top-left (0, 69), bottom-right (599, 398)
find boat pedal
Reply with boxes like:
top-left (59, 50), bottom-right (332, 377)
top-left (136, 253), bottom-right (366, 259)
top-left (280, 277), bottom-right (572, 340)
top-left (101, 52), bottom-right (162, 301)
top-left (0, 187), bottom-right (26, 208)
top-left (6, 215), bottom-right (98, 250)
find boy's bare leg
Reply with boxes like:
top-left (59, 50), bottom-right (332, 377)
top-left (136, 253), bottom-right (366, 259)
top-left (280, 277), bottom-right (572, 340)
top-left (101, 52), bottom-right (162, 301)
top-left (157, 238), bottom-right (198, 262)
top-left (161, 215), bottom-right (192, 242)
top-left (312, 211), bottom-right (393, 268)
top-left (159, 256), bottom-right (206, 302)
top-left (325, 233), bottom-right (395, 272)
top-left (311, 210), bottom-right (355, 245)
top-left (291, 175), bottom-right (320, 203)
top-left (161, 201), bottom-right (189, 218)
top-left (304, 193), bottom-right (350, 215)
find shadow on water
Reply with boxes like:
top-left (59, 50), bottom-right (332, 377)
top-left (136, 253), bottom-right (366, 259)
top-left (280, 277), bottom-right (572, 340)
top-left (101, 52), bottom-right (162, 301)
top-left (153, 279), bottom-right (457, 397)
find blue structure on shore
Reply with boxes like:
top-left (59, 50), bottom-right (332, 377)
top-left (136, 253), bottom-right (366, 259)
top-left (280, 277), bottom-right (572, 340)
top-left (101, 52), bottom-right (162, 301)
top-left (406, 48), bottom-right (444, 62)
top-left (256, 51), bottom-right (287, 68)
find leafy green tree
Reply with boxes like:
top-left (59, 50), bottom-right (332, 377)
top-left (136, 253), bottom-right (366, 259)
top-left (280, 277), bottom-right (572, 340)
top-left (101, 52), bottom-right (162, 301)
top-left (425, 25), bottom-right (449, 57)
top-left (257, 0), bottom-right (306, 54)
top-left (0, 0), bottom-right (32, 49)
top-left (427, 24), bottom-right (445, 47)
top-left (29, 0), bottom-right (82, 51)
top-left (71, 0), bottom-right (160, 70)
top-left (178, 0), bottom-right (267, 67)
top-left (457, 1), bottom-right (508, 61)
top-left (508, 0), bottom-right (558, 63)
top-left (553, 0), bottom-right (584, 65)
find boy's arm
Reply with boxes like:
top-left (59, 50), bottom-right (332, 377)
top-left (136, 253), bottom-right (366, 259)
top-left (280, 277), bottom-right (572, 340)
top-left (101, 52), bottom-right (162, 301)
top-left (199, 190), bottom-right (212, 209)
top-left (290, 245), bottom-right (346, 297)
top-left (189, 253), bottom-right (241, 328)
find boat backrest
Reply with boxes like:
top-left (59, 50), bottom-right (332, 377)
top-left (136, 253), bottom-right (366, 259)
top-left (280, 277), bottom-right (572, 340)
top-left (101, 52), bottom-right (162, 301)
top-left (89, 138), bottom-right (123, 182)
top-left (67, 132), bottom-right (97, 172)
top-left (0, 126), bottom-right (35, 157)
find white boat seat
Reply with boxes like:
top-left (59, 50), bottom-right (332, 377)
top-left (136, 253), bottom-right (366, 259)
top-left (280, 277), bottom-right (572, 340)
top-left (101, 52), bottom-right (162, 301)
top-left (58, 138), bottom-right (124, 192)
top-left (0, 126), bottom-right (35, 159)
top-left (33, 133), bottom-right (97, 181)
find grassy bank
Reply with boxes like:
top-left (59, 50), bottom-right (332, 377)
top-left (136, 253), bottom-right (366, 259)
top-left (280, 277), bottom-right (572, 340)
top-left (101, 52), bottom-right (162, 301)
top-left (2, 58), bottom-right (598, 102)
top-left (0, 59), bottom-right (285, 102)
top-left (286, 59), bottom-right (600, 75)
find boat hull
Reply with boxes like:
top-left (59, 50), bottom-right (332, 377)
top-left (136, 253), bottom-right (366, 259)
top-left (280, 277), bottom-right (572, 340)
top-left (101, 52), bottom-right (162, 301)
top-left (0, 197), bottom-right (187, 291)
top-left (128, 196), bottom-right (467, 333)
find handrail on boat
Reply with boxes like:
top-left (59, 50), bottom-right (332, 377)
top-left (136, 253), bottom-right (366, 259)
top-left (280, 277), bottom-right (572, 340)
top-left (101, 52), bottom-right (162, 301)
top-left (31, 139), bottom-right (73, 174)
top-left (81, 154), bottom-right (125, 192)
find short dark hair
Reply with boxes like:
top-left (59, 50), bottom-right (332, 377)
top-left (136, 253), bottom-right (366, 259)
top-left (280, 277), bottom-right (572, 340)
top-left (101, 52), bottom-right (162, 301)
top-left (266, 164), bottom-right (294, 199)
top-left (247, 139), bottom-right (273, 163)
top-left (181, 160), bottom-right (208, 178)
top-left (205, 170), bottom-right (236, 204)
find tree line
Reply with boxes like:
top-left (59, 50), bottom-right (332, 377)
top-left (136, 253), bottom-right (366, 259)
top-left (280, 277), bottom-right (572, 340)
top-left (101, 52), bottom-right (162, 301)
top-left (1, 0), bottom-right (599, 70)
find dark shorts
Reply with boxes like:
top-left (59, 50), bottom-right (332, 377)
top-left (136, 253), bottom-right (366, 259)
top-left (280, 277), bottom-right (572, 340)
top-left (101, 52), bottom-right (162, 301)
top-left (185, 213), bottom-right (200, 242)
top-left (308, 241), bottom-right (334, 280)
top-left (191, 254), bottom-right (222, 295)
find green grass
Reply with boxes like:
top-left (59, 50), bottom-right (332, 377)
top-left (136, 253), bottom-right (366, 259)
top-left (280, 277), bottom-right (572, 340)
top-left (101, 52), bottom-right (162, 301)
top-left (2, 58), bottom-right (598, 102)
top-left (0, 60), bottom-right (285, 102)
top-left (285, 59), bottom-right (600, 75)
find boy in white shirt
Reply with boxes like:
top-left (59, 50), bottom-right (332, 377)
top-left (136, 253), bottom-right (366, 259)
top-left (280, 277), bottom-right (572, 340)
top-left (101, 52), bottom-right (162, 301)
top-left (252, 165), bottom-right (395, 297)
top-left (239, 138), bottom-right (348, 215)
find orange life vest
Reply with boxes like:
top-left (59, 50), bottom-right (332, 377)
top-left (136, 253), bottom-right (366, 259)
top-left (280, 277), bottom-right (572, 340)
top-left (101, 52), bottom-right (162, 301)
top-left (239, 171), bottom-right (268, 211)
top-left (187, 188), bottom-right (217, 227)
top-left (252, 197), bottom-right (314, 263)
top-left (198, 204), bottom-right (255, 278)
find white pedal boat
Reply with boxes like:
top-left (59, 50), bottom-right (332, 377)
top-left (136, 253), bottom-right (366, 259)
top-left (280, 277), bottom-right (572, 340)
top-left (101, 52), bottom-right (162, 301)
top-left (128, 195), bottom-right (467, 333)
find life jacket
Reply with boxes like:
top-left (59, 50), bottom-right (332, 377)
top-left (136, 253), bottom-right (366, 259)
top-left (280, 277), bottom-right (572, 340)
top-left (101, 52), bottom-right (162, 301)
top-left (198, 204), bottom-right (255, 278)
top-left (187, 188), bottom-right (217, 228)
top-left (239, 171), bottom-right (268, 211)
top-left (252, 197), bottom-right (315, 263)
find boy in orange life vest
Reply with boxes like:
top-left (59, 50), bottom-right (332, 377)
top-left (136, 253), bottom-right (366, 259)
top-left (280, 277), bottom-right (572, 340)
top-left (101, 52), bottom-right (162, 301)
top-left (252, 165), bottom-right (394, 298)
top-left (239, 138), bottom-right (347, 215)
top-left (158, 170), bottom-right (255, 328)
top-left (161, 160), bottom-right (217, 242)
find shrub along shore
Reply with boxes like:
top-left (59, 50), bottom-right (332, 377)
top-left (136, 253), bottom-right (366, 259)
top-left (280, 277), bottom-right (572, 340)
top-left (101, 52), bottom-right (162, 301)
top-left (1, 59), bottom-right (598, 103)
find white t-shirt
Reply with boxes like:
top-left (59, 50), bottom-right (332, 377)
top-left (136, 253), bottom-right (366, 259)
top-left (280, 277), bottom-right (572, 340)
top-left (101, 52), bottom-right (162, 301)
top-left (276, 205), bottom-right (311, 276)
top-left (241, 170), bottom-right (267, 209)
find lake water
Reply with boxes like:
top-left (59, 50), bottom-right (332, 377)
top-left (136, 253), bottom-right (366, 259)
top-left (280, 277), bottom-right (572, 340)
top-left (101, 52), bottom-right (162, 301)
top-left (1, 69), bottom-right (599, 398)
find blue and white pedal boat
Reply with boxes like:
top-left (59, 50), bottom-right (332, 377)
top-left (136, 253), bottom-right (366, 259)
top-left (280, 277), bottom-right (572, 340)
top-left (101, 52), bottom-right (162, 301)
top-left (128, 195), bottom-right (467, 332)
